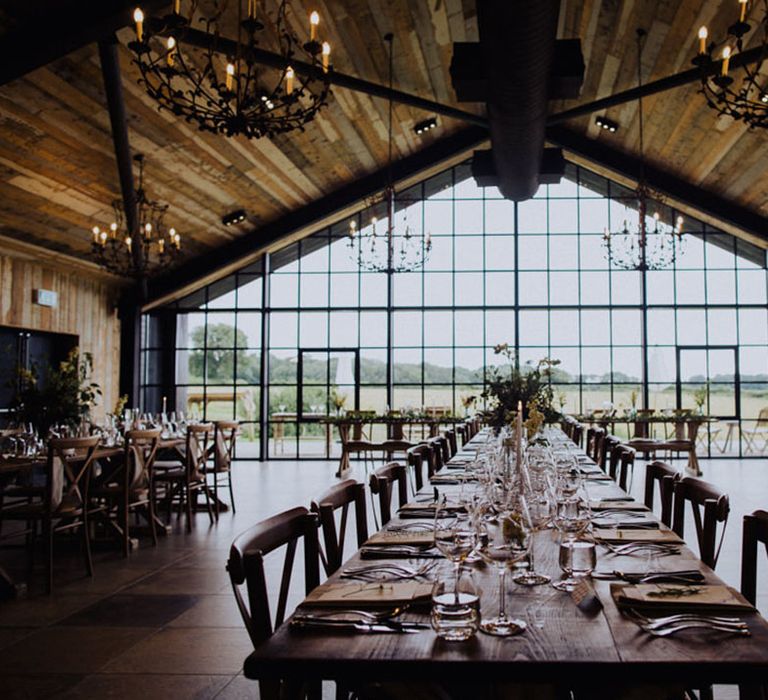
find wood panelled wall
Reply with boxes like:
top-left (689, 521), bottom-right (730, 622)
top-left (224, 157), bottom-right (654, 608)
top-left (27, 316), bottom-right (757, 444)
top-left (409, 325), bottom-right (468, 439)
top-left (0, 253), bottom-right (121, 419)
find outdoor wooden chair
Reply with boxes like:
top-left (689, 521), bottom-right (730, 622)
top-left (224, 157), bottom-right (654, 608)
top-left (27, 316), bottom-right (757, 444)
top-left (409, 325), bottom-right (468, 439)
top-left (369, 462), bottom-right (408, 527)
top-left (601, 434), bottom-right (621, 472)
top-left (586, 427), bottom-right (606, 465)
top-left (227, 507), bottom-right (320, 700)
top-left (643, 460), bottom-right (680, 527)
top-left (672, 476), bottom-right (730, 570)
top-left (0, 435), bottom-right (100, 593)
top-left (743, 408), bottom-right (768, 455)
top-left (310, 479), bottom-right (368, 576)
top-left (571, 422), bottom-right (584, 447)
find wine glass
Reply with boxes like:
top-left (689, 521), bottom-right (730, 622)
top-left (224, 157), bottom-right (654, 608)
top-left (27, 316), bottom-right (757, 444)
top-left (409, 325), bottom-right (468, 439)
top-left (476, 494), bottom-right (532, 636)
top-left (513, 488), bottom-right (552, 586)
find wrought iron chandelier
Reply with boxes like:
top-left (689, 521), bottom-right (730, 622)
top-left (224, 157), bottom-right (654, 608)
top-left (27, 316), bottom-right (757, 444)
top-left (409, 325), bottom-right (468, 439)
top-left (91, 154), bottom-right (182, 277)
top-left (347, 34), bottom-right (432, 274)
top-left (129, 0), bottom-right (332, 139)
top-left (603, 29), bottom-right (685, 272)
top-left (694, 0), bottom-right (768, 128)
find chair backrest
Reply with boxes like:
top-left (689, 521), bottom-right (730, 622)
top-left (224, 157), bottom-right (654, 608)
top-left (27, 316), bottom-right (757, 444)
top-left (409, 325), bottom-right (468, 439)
top-left (643, 460), bottom-right (679, 527)
top-left (310, 479), bottom-right (368, 575)
top-left (214, 420), bottom-right (239, 472)
top-left (602, 434), bottom-right (621, 472)
top-left (571, 422), bottom-right (583, 447)
top-left (406, 443), bottom-right (433, 491)
top-left (607, 444), bottom-right (635, 491)
top-left (741, 510), bottom-right (768, 606)
top-left (369, 462), bottom-right (408, 526)
top-left (444, 429), bottom-right (457, 457)
top-left (672, 476), bottom-right (730, 570)
top-left (756, 407), bottom-right (768, 427)
top-left (227, 507), bottom-right (319, 648)
top-left (124, 429), bottom-right (161, 491)
top-left (428, 436), bottom-right (448, 470)
top-left (587, 427), bottom-right (606, 464)
top-left (186, 423), bottom-right (213, 480)
top-left (46, 435), bottom-right (100, 512)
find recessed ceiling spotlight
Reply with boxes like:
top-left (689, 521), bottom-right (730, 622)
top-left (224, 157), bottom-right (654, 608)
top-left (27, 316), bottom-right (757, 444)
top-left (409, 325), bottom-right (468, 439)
top-left (222, 209), bottom-right (247, 226)
top-left (595, 115), bottom-right (619, 133)
top-left (414, 117), bottom-right (438, 135)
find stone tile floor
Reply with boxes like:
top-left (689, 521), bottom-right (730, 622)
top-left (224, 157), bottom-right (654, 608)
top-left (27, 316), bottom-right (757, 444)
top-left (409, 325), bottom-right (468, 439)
top-left (0, 456), bottom-right (764, 698)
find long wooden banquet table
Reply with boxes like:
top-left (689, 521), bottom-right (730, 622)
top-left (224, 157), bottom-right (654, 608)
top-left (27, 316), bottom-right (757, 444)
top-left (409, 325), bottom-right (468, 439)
top-left (243, 429), bottom-right (768, 694)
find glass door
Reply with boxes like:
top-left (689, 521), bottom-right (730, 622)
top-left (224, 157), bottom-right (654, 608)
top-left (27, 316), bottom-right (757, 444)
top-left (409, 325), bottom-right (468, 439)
top-left (298, 349), bottom-right (359, 458)
top-left (676, 346), bottom-right (739, 457)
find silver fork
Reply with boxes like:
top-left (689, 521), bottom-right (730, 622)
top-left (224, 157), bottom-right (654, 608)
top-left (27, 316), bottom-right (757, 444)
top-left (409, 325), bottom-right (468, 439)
top-left (643, 621), bottom-right (750, 637)
top-left (624, 608), bottom-right (745, 628)
top-left (599, 540), bottom-right (681, 556)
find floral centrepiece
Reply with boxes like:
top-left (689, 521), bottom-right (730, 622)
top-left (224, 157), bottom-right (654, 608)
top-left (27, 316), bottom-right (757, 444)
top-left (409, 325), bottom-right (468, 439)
top-left (481, 344), bottom-right (561, 432)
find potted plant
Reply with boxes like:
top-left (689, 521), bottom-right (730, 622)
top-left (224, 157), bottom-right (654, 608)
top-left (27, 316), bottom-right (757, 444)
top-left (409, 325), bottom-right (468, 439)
top-left (480, 344), bottom-right (561, 432)
top-left (14, 348), bottom-right (102, 436)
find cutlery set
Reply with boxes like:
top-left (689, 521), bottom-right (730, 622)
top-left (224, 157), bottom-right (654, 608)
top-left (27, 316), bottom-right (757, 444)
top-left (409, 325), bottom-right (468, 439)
top-left (341, 561), bottom-right (438, 582)
top-left (597, 540), bottom-right (682, 557)
top-left (593, 570), bottom-right (705, 584)
top-left (623, 608), bottom-right (750, 637)
top-left (291, 607), bottom-right (429, 633)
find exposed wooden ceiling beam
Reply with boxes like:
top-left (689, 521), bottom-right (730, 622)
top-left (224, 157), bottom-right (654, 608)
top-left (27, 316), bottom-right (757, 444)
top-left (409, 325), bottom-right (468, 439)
top-left (547, 124), bottom-right (768, 249)
top-left (0, 1), bottom-right (170, 86)
top-left (143, 125), bottom-right (489, 308)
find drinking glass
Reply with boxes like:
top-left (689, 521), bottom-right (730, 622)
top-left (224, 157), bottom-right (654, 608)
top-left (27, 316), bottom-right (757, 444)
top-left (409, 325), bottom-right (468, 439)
top-left (476, 497), bottom-right (532, 636)
top-left (513, 490), bottom-right (552, 586)
top-left (556, 537), bottom-right (596, 591)
top-left (431, 568), bottom-right (480, 641)
top-left (434, 500), bottom-right (478, 595)
top-left (552, 495), bottom-right (592, 592)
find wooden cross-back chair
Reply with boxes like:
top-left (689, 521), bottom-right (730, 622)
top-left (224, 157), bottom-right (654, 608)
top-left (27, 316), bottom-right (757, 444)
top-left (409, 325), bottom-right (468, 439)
top-left (91, 428), bottom-right (161, 556)
top-left (310, 479), bottom-right (368, 576)
top-left (744, 408), bottom-right (768, 455)
top-left (585, 427), bottom-right (605, 464)
top-left (227, 507), bottom-right (320, 699)
top-left (207, 420), bottom-right (239, 518)
top-left (643, 460), bottom-right (680, 527)
top-left (741, 509), bottom-right (768, 607)
top-left (601, 434), bottom-right (621, 473)
top-left (429, 435), bottom-right (450, 469)
top-left (369, 462), bottom-right (408, 527)
top-left (444, 429), bottom-right (458, 458)
top-left (339, 413), bottom-right (384, 474)
top-left (406, 443), bottom-right (434, 493)
top-left (0, 435), bottom-right (100, 593)
top-left (607, 444), bottom-right (635, 492)
top-left (571, 422), bottom-right (584, 447)
top-left (154, 423), bottom-right (215, 532)
top-left (672, 476), bottom-right (730, 570)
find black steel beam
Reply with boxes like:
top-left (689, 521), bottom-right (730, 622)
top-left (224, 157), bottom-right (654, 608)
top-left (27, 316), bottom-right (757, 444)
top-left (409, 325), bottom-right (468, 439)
top-left (546, 124), bottom-right (768, 243)
top-left (174, 27), bottom-right (489, 129)
top-left (547, 44), bottom-right (766, 125)
top-left (145, 125), bottom-right (489, 304)
top-left (0, 0), bottom-right (170, 86)
top-left (98, 36), bottom-right (143, 275)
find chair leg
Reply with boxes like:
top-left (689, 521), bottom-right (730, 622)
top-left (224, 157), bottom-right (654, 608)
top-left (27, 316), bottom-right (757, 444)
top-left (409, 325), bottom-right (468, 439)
top-left (148, 491), bottom-right (158, 547)
top-left (44, 519), bottom-right (53, 595)
top-left (82, 511), bottom-right (94, 578)
top-left (228, 472), bottom-right (236, 514)
top-left (213, 472), bottom-right (220, 521)
top-left (202, 481), bottom-right (215, 525)
top-left (122, 494), bottom-right (130, 558)
top-left (185, 482), bottom-right (193, 533)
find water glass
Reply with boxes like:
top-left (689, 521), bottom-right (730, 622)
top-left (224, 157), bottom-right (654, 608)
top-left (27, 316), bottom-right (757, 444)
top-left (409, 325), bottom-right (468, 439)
top-left (431, 570), bottom-right (480, 641)
top-left (553, 537), bottom-right (596, 592)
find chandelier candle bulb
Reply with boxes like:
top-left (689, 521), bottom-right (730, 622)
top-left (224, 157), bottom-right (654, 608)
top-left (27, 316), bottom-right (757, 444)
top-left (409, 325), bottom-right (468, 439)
top-left (110, 222), bottom-right (118, 237)
top-left (167, 37), bottom-right (176, 67)
top-left (698, 26), bottom-right (708, 54)
top-left (100, 231), bottom-right (107, 245)
top-left (92, 227), bottom-right (99, 243)
top-left (322, 42), bottom-right (331, 71)
top-left (133, 7), bottom-right (144, 41)
top-left (285, 66), bottom-right (294, 94)
top-left (310, 11), bottom-right (319, 41)
top-left (721, 46), bottom-right (732, 75)
top-left (125, 236), bottom-right (132, 250)
top-left (740, 0), bottom-right (748, 22)
top-left (226, 63), bottom-right (235, 91)
top-left (174, 0), bottom-right (180, 13)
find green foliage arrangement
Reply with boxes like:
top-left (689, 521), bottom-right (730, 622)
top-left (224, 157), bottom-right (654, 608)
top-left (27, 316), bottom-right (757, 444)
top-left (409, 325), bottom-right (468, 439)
top-left (14, 348), bottom-right (101, 435)
top-left (480, 344), bottom-right (561, 431)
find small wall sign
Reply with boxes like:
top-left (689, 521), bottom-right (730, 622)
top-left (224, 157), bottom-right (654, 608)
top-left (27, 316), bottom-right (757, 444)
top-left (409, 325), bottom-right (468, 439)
top-left (34, 289), bottom-right (58, 308)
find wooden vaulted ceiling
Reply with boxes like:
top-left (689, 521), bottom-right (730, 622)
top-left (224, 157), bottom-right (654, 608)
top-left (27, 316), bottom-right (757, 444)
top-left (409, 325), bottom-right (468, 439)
top-left (0, 0), bottom-right (766, 288)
